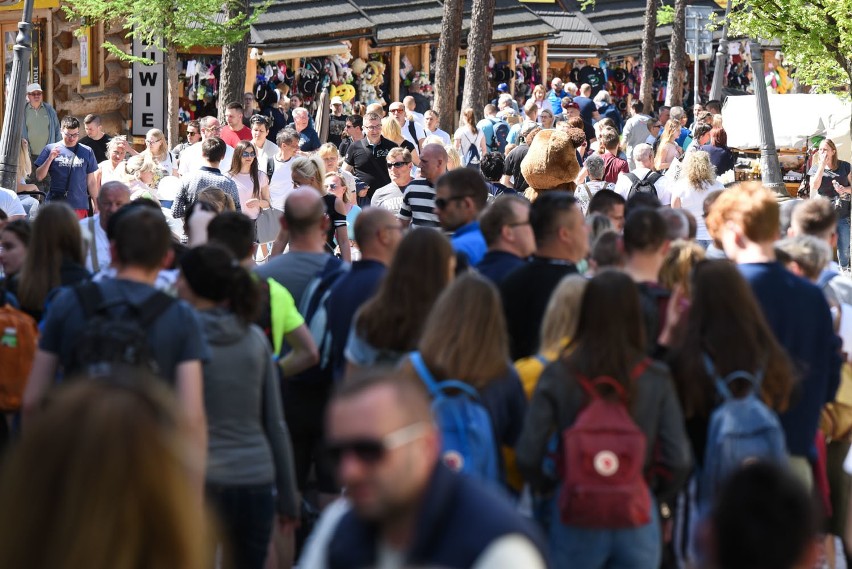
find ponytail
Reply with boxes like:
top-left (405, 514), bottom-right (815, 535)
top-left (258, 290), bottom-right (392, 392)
top-left (179, 244), bottom-right (260, 325)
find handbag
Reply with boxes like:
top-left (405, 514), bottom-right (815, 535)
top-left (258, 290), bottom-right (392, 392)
top-left (255, 207), bottom-right (283, 243)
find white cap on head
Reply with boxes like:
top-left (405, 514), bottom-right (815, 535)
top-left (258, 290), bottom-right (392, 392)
top-left (27, 83), bottom-right (42, 94)
top-left (330, 96), bottom-right (343, 105)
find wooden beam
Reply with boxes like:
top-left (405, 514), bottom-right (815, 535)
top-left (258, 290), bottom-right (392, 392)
top-left (244, 57), bottom-right (257, 94)
top-left (357, 38), bottom-right (369, 60)
top-left (539, 41), bottom-right (548, 88)
top-left (508, 43), bottom-right (516, 97)
top-left (391, 45), bottom-right (400, 103)
top-left (421, 43), bottom-right (430, 76)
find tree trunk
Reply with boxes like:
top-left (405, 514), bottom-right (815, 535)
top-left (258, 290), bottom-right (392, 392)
top-left (434, 0), bottom-right (463, 133)
top-left (461, 0), bottom-right (495, 122)
top-left (665, 0), bottom-right (686, 106)
top-left (165, 44), bottom-right (180, 148)
top-left (218, 0), bottom-right (250, 122)
top-left (640, 0), bottom-right (659, 113)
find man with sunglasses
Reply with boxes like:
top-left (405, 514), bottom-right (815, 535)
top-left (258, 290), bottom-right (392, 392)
top-left (343, 112), bottom-right (398, 207)
top-left (34, 116), bottom-right (99, 219)
top-left (398, 143), bottom-right (447, 228)
top-left (389, 101), bottom-right (425, 150)
top-left (177, 116), bottom-right (234, 176)
top-left (371, 147), bottom-right (412, 214)
top-left (172, 119), bottom-right (200, 165)
top-left (338, 114), bottom-right (363, 158)
top-left (434, 168), bottom-right (489, 265)
top-left (299, 369), bottom-right (547, 568)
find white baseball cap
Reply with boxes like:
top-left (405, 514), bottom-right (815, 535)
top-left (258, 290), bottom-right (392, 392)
top-left (27, 83), bottom-right (43, 94)
top-left (330, 96), bottom-right (343, 105)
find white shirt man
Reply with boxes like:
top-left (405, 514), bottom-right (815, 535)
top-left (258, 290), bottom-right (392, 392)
top-left (614, 144), bottom-right (672, 206)
top-left (389, 101), bottom-right (426, 149)
top-left (268, 129), bottom-right (300, 210)
top-left (424, 110), bottom-right (451, 146)
top-left (177, 117), bottom-right (234, 176)
top-left (372, 147), bottom-right (413, 214)
top-left (0, 188), bottom-right (25, 220)
top-left (622, 101), bottom-right (652, 170)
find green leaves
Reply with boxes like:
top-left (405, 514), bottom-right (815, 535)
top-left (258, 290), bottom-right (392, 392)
top-left (728, 0), bottom-right (852, 95)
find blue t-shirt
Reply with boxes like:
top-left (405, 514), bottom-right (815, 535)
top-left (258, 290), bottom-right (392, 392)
top-left (39, 279), bottom-right (210, 383)
top-left (35, 142), bottom-right (98, 210)
top-left (451, 221), bottom-right (488, 266)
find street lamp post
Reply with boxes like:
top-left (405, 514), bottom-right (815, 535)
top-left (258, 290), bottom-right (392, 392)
top-left (709, 0), bottom-right (733, 101)
top-left (0, 0), bottom-right (35, 192)
top-left (749, 40), bottom-right (787, 200)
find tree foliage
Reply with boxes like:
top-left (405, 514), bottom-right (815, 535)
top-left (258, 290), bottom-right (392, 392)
top-left (727, 0), bottom-right (852, 93)
top-left (65, 0), bottom-right (256, 60)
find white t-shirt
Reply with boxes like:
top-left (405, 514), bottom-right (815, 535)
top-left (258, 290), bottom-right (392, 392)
top-left (454, 128), bottom-right (485, 164)
top-left (614, 167), bottom-right (673, 206)
top-left (671, 178), bottom-right (725, 240)
top-left (80, 214), bottom-right (110, 272)
top-left (401, 120), bottom-right (426, 149)
top-left (427, 128), bottom-right (451, 146)
top-left (254, 139), bottom-right (279, 177)
top-left (177, 142), bottom-right (234, 176)
top-left (228, 171), bottom-right (268, 219)
top-left (97, 160), bottom-right (123, 184)
top-left (0, 188), bottom-right (25, 218)
top-left (268, 156), bottom-right (294, 210)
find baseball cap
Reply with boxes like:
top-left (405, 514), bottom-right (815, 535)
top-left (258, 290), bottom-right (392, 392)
top-left (497, 83), bottom-right (509, 92)
top-left (330, 96), bottom-right (343, 105)
top-left (564, 101), bottom-right (580, 110)
top-left (27, 83), bottom-right (42, 94)
top-left (520, 121), bottom-right (540, 136)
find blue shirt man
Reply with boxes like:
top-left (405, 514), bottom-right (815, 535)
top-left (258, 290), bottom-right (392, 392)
top-left (35, 117), bottom-right (98, 215)
top-left (476, 195), bottom-right (535, 285)
top-left (546, 78), bottom-right (568, 115)
top-left (435, 169), bottom-right (490, 267)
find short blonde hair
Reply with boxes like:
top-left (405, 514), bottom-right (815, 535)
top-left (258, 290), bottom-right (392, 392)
top-left (381, 117), bottom-right (403, 142)
top-left (317, 143), bottom-right (339, 160)
top-left (659, 239), bottom-right (706, 297)
top-left (445, 145), bottom-right (461, 170)
top-left (290, 155), bottom-right (326, 192)
top-left (123, 154), bottom-right (157, 181)
top-left (706, 182), bottom-right (780, 244)
top-left (682, 150), bottom-right (716, 188)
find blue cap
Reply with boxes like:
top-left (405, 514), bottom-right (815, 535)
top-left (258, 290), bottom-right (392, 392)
top-left (497, 83), bottom-right (509, 92)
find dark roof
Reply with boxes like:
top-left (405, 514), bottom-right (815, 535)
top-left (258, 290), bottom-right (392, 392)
top-left (250, 0), bottom-right (556, 48)
top-left (555, 0), bottom-right (723, 54)
top-left (537, 9), bottom-right (607, 48)
top-left (250, 0), bottom-right (373, 47)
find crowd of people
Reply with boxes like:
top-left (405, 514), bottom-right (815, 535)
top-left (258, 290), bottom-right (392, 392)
top-left (1, 77), bottom-right (852, 569)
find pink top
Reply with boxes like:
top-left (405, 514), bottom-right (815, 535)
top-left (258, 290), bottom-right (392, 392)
top-left (229, 171), bottom-right (268, 219)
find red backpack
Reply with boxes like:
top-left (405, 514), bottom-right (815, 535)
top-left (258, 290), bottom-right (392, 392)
top-left (558, 359), bottom-right (652, 528)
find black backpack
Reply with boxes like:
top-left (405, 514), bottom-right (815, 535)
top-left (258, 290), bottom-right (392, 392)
top-left (68, 282), bottom-right (174, 379)
top-left (626, 171), bottom-right (662, 199)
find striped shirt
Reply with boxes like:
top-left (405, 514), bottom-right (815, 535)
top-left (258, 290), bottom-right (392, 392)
top-left (398, 178), bottom-right (439, 228)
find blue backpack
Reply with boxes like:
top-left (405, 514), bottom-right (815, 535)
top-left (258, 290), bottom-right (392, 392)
top-left (409, 351), bottom-right (499, 482)
top-left (698, 353), bottom-right (787, 511)
top-left (491, 118), bottom-right (510, 153)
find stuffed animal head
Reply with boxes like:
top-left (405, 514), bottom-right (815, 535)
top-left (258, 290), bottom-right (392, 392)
top-left (521, 128), bottom-right (586, 201)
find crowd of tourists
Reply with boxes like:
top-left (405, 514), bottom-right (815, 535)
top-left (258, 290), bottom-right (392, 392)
top-left (1, 77), bottom-right (852, 569)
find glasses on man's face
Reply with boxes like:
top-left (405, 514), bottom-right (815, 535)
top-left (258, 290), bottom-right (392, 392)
top-left (28, 92), bottom-right (42, 97)
top-left (387, 161), bottom-right (410, 169)
top-left (242, 151), bottom-right (256, 158)
top-left (365, 125), bottom-right (382, 131)
top-left (434, 196), bottom-right (468, 210)
top-left (326, 422), bottom-right (429, 467)
top-left (205, 126), bottom-right (222, 133)
top-left (390, 108), bottom-right (405, 114)
top-left (187, 130), bottom-right (199, 136)
top-left (507, 220), bottom-right (531, 228)
top-left (62, 131), bottom-right (79, 139)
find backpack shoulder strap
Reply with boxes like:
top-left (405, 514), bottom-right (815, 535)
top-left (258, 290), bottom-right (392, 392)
top-left (646, 171), bottom-right (662, 184)
top-left (88, 217), bottom-right (100, 273)
top-left (74, 282), bottom-right (105, 320)
top-left (407, 121), bottom-right (418, 145)
top-left (703, 352), bottom-right (763, 400)
top-left (409, 351), bottom-right (480, 400)
top-left (135, 290), bottom-right (176, 329)
top-left (626, 172), bottom-right (639, 185)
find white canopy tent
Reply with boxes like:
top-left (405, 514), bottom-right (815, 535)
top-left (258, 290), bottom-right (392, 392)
top-left (722, 94), bottom-right (852, 161)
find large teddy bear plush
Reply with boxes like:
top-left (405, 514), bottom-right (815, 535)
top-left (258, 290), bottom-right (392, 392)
top-left (520, 128), bottom-right (586, 202)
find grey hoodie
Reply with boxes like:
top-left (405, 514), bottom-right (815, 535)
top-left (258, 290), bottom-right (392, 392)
top-left (200, 308), bottom-right (298, 517)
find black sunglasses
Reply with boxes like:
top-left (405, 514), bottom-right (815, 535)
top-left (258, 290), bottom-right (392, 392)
top-left (325, 422), bottom-right (428, 466)
top-left (434, 196), bottom-right (468, 210)
top-left (387, 161), bottom-right (411, 169)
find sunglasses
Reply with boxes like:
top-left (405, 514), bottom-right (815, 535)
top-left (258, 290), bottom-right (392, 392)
top-left (390, 108), bottom-right (405, 113)
top-left (187, 130), bottom-right (199, 136)
top-left (326, 422), bottom-right (429, 466)
top-left (325, 182), bottom-right (339, 190)
top-left (434, 196), bottom-right (468, 210)
top-left (242, 151), bottom-right (256, 158)
top-left (387, 161), bottom-right (410, 169)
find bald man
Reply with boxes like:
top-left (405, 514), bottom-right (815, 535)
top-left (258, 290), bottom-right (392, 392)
top-left (81, 181), bottom-right (131, 272)
top-left (256, 188), bottom-right (334, 306)
top-left (398, 143), bottom-right (448, 228)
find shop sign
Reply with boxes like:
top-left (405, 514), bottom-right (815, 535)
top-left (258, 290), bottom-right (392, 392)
top-left (132, 36), bottom-right (165, 136)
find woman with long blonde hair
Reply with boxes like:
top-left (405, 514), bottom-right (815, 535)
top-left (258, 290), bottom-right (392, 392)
top-left (142, 128), bottom-right (176, 178)
top-left (654, 119), bottom-right (684, 170)
top-left (381, 117), bottom-right (420, 166)
top-left (671, 150), bottom-right (724, 248)
top-left (288, 156), bottom-right (350, 262)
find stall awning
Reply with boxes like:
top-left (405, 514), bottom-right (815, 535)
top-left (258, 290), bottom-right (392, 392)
top-left (256, 42), bottom-right (350, 61)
